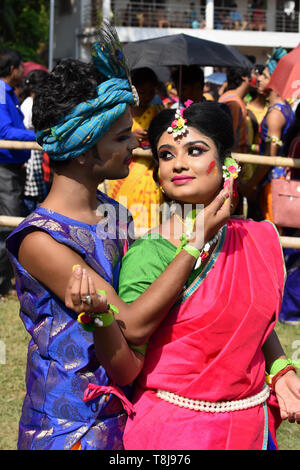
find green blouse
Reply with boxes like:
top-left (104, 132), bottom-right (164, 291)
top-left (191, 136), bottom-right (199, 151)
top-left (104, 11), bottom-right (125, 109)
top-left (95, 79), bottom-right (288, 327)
top-left (118, 233), bottom-right (203, 305)
top-left (118, 230), bottom-right (226, 355)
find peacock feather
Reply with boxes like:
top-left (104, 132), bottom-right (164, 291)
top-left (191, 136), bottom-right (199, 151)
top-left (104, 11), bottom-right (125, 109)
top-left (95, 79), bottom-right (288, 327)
top-left (92, 21), bottom-right (131, 83)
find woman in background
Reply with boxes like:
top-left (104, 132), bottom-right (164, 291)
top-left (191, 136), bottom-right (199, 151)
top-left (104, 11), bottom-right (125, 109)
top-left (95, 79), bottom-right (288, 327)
top-left (20, 69), bottom-right (49, 214)
top-left (107, 67), bottom-right (163, 235)
top-left (243, 48), bottom-right (295, 222)
top-left (278, 103), bottom-right (300, 325)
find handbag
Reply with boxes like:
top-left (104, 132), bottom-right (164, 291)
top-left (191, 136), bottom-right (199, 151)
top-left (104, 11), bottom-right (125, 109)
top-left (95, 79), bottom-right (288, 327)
top-left (271, 171), bottom-right (300, 228)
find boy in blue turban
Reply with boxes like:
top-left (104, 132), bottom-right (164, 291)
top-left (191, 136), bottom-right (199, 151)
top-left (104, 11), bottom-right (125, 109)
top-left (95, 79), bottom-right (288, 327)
top-left (6, 24), bottom-right (140, 451)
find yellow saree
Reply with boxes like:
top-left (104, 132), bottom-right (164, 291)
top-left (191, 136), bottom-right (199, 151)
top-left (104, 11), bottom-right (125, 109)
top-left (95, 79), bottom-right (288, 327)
top-left (107, 104), bottom-right (163, 235)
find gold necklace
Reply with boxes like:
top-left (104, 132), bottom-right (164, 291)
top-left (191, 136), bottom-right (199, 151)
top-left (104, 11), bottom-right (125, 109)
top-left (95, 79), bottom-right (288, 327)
top-left (174, 209), bottom-right (200, 238)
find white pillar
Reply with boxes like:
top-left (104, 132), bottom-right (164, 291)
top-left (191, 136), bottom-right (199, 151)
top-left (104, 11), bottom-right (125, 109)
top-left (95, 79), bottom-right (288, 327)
top-left (266, 0), bottom-right (276, 31)
top-left (205, 0), bottom-right (214, 30)
top-left (48, 0), bottom-right (55, 71)
top-left (102, 0), bottom-right (111, 23)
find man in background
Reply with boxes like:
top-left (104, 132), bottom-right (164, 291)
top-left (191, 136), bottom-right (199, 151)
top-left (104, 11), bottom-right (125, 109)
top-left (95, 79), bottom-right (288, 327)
top-left (171, 65), bottom-right (205, 106)
top-left (0, 49), bottom-right (36, 299)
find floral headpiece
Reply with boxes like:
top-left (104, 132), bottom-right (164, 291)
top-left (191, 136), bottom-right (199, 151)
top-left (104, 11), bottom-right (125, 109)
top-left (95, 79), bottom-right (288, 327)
top-left (167, 100), bottom-right (194, 140)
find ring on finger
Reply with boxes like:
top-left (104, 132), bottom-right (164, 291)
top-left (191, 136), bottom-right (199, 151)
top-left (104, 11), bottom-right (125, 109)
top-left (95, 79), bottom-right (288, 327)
top-left (81, 295), bottom-right (92, 305)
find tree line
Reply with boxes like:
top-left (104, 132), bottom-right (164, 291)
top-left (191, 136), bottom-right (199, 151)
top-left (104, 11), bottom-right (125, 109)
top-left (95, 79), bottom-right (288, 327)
top-left (0, 0), bottom-right (49, 64)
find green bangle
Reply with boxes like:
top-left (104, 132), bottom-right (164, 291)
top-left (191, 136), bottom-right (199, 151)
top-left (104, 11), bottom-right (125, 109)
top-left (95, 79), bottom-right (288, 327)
top-left (183, 244), bottom-right (201, 259)
top-left (269, 358), bottom-right (294, 376)
top-left (95, 303), bottom-right (119, 327)
top-left (174, 233), bottom-right (201, 260)
top-left (95, 309), bottom-right (115, 327)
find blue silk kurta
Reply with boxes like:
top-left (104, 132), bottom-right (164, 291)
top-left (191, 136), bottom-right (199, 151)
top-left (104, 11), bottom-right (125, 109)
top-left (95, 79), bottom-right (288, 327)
top-left (6, 192), bottom-right (134, 450)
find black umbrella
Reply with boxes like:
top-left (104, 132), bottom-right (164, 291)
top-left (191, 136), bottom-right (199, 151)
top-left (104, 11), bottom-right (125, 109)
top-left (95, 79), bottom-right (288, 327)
top-left (123, 33), bottom-right (253, 69)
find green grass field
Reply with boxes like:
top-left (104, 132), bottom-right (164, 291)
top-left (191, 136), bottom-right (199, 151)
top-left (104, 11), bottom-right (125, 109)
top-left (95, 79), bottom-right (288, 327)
top-left (0, 295), bottom-right (299, 450)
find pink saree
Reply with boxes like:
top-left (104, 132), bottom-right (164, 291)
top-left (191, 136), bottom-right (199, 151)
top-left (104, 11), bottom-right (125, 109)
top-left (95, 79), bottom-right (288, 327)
top-left (123, 219), bottom-right (285, 450)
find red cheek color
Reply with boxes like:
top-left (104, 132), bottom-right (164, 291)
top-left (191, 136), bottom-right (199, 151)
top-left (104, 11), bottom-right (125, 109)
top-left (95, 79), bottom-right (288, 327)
top-left (206, 161), bottom-right (216, 175)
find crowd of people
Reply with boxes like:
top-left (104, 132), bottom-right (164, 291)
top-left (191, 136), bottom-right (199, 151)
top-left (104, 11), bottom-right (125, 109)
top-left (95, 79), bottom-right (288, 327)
top-left (0, 24), bottom-right (300, 450)
top-left (119, 1), bottom-right (267, 31)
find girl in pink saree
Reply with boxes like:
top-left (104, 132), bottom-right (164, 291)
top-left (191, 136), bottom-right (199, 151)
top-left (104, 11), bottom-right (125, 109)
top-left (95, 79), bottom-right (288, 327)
top-left (116, 102), bottom-right (300, 450)
top-left (67, 102), bottom-right (300, 449)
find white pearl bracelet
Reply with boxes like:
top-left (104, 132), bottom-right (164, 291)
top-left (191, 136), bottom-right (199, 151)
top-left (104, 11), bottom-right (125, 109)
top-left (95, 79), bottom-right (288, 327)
top-left (156, 383), bottom-right (270, 413)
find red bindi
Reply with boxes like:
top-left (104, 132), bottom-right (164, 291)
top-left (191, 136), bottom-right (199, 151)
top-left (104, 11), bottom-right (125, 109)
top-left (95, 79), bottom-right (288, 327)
top-left (206, 161), bottom-right (216, 175)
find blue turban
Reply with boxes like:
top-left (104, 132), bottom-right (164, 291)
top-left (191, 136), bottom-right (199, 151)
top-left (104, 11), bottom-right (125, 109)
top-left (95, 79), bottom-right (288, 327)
top-left (36, 27), bottom-right (136, 161)
top-left (266, 47), bottom-right (287, 76)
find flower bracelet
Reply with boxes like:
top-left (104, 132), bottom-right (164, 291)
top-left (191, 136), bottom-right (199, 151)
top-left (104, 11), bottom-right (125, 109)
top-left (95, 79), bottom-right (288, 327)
top-left (265, 135), bottom-right (283, 147)
top-left (77, 289), bottom-right (119, 332)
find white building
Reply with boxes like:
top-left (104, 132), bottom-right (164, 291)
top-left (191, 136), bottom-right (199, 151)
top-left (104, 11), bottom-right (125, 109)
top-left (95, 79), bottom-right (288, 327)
top-left (51, 0), bottom-right (300, 68)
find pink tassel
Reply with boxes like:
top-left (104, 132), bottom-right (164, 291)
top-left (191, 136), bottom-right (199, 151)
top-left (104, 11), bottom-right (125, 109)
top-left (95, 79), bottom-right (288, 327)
top-left (83, 383), bottom-right (135, 416)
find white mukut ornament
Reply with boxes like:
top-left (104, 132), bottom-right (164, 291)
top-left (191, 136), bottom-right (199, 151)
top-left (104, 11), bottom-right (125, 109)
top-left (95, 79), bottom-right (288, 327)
top-left (167, 108), bottom-right (188, 139)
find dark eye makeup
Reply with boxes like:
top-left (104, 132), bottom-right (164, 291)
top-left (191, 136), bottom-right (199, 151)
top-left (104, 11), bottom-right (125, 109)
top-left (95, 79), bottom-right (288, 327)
top-left (158, 149), bottom-right (174, 160)
top-left (188, 145), bottom-right (209, 156)
top-left (158, 141), bottom-right (210, 160)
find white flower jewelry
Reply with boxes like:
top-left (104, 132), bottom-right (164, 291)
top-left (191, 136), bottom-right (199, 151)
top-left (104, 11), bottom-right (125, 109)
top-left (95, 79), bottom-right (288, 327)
top-left (167, 100), bottom-right (193, 140)
top-left (167, 108), bottom-right (188, 139)
top-left (222, 156), bottom-right (241, 199)
top-left (222, 156), bottom-right (241, 181)
top-left (131, 85), bottom-right (139, 106)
